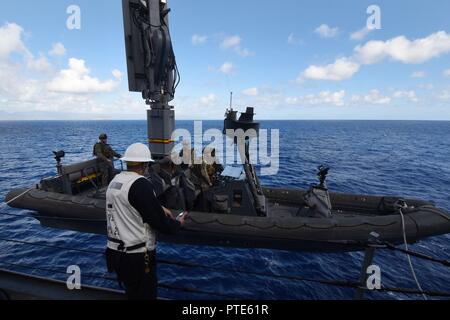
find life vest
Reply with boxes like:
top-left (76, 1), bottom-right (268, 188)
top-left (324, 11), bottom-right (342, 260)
top-left (106, 172), bottom-right (156, 253)
top-left (93, 142), bottom-right (115, 159)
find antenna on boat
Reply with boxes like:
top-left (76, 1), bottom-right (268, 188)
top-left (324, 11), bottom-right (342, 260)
top-left (229, 92), bottom-right (233, 110)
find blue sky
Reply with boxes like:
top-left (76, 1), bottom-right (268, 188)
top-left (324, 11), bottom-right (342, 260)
top-left (0, 0), bottom-right (450, 120)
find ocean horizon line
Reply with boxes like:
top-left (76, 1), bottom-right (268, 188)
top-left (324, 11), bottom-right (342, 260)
top-left (1, 118), bottom-right (450, 122)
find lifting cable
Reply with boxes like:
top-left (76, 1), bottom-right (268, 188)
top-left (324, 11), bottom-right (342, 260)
top-left (399, 207), bottom-right (427, 300)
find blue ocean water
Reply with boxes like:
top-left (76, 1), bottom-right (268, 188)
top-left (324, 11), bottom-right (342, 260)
top-left (0, 120), bottom-right (449, 300)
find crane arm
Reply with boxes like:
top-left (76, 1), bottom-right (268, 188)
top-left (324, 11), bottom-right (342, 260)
top-left (123, 0), bottom-right (179, 104)
top-left (122, 0), bottom-right (178, 158)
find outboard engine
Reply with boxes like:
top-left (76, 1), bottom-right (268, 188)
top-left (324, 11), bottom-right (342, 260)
top-left (303, 165), bottom-right (333, 218)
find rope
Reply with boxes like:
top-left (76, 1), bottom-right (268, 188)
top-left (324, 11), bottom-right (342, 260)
top-left (399, 206), bottom-right (427, 300)
top-left (0, 188), bottom-right (33, 209)
top-left (378, 242), bottom-right (450, 268)
top-left (188, 215), bottom-right (396, 231)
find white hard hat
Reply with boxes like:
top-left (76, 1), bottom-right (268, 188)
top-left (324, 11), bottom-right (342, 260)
top-left (121, 143), bottom-right (154, 163)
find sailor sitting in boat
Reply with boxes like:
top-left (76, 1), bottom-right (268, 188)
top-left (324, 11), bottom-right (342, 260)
top-left (203, 147), bottom-right (224, 185)
top-left (105, 143), bottom-right (188, 300)
top-left (93, 133), bottom-right (122, 187)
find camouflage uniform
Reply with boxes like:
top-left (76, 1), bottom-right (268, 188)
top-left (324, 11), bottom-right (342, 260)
top-left (93, 142), bottom-right (121, 187)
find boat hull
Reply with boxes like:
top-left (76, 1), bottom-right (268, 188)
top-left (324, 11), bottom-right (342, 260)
top-left (6, 188), bottom-right (450, 252)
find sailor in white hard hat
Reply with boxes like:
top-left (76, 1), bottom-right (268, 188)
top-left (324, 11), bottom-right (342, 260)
top-left (105, 143), bottom-right (188, 300)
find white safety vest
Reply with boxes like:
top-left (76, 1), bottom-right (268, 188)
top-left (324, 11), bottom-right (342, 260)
top-left (106, 172), bottom-right (156, 253)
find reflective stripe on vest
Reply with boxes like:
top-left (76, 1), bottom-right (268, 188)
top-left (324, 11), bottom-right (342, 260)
top-left (106, 172), bottom-right (156, 253)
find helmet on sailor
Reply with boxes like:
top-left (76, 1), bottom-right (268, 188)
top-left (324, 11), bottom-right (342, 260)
top-left (121, 143), bottom-right (154, 163)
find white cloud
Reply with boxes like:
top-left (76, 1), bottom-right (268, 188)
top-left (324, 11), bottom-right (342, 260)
top-left (443, 69), bottom-right (450, 77)
top-left (235, 48), bottom-right (254, 57)
top-left (351, 90), bottom-right (391, 105)
top-left (0, 23), bottom-right (30, 59)
top-left (112, 69), bottom-right (123, 80)
top-left (315, 24), bottom-right (339, 38)
top-left (411, 71), bottom-right (427, 78)
top-left (199, 94), bottom-right (217, 107)
top-left (220, 35), bottom-right (254, 57)
top-left (418, 83), bottom-right (434, 90)
top-left (354, 41), bottom-right (387, 65)
top-left (242, 87), bottom-right (259, 96)
top-left (27, 56), bottom-right (51, 72)
top-left (350, 27), bottom-right (373, 41)
top-left (48, 58), bottom-right (119, 93)
top-left (355, 31), bottom-right (450, 65)
top-left (0, 23), bottom-right (49, 102)
top-left (49, 42), bottom-right (66, 57)
top-left (288, 33), bottom-right (303, 45)
top-left (438, 90), bottom-right (450, 101)
top-left (301, 31), bottom-right (450, 82)
top-left (350, 89), bottom-right (418, 105)
top-left (192, 34), bottom-right (208, 46)
top-left (218, 62), bottom-right (235, 75)
top-left (393, 90), bottom-right (418, 102)
top-left (300, 58), bottom-right (360, 81)
top-left (286, 90), bottom-right (346, 107)
top-left (221, 35), bottom-right (241, 49)
top-left (0, 23), bottom-right (54, 74)
top-left (0, 22), bottom-right (132, 118)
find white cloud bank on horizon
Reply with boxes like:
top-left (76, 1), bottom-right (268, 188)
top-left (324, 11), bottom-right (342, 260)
top-left (285, 89), bottom-right (419, 108)
top-left (287, 90), bottom-right (346, 107)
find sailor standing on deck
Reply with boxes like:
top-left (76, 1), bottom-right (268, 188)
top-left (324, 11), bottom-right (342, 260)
top-left (105, 143), bottom-right (188, 300)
